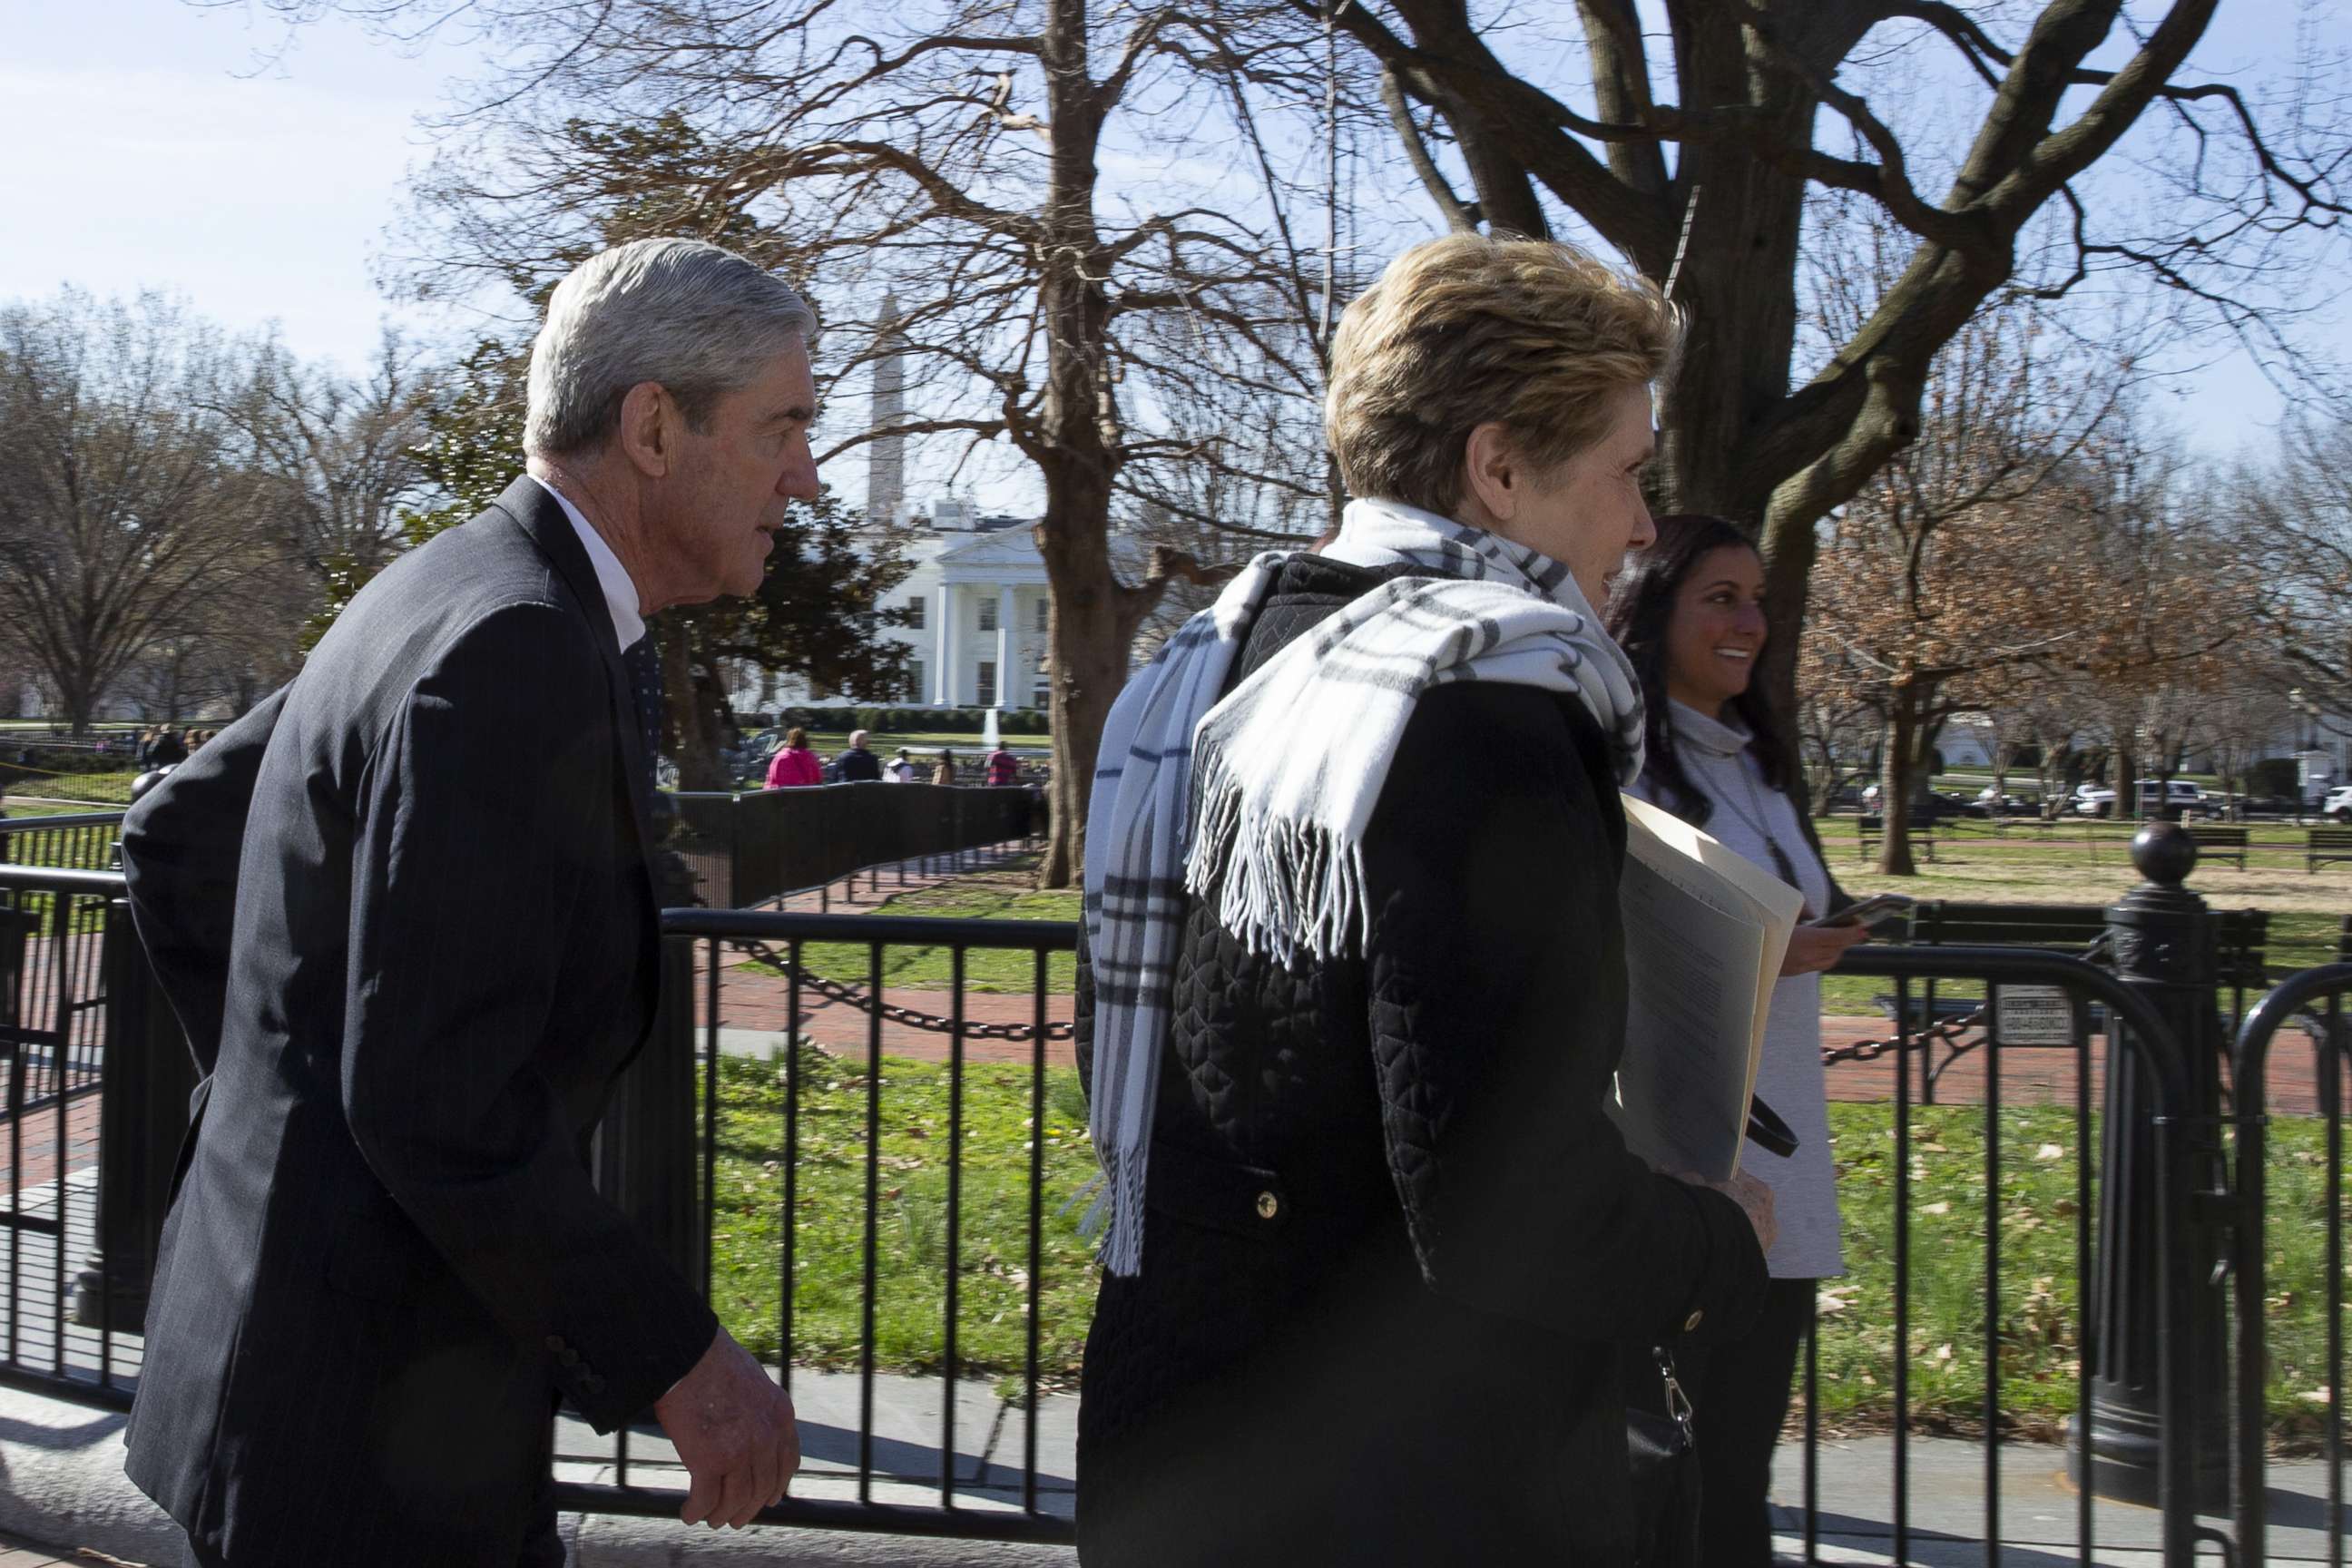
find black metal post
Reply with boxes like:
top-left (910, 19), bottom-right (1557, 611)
top-left (2072, 822), bottom-right (2230, 1508)
top-left (74, 898), bottom-right (199, 1329)
top-left (593, 844), bottom-right (705, 1291)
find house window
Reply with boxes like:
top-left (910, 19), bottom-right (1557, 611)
top-left (976, 661), bottom-right (998, 707)
top-left (977, 597), bottom-right (999, 632)
top-left (906, 662), bottom-right (926, 702)
top-left (1032, 671), bottom-right (1052, 709)
top-left (1034, 597), bottom-right (1049, 633)
top-left (906, 595), bottom-right (926, 631)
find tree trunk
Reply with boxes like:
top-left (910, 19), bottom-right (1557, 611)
top-left (61, 675), bottom-right (94, 738)
top-left (1877, 680), bottom-right (1921, 877)
top-left (2114, 740), bottom-right (2141, 826)
top-left (657, 626), bottom-right (730, 793)
top-left (1029, 0), bottom-right (1120, 891)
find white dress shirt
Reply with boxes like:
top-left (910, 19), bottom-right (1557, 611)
top-left (531, 474), bottom-right (645, 652)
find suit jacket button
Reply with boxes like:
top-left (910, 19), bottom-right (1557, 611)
top-left (559, 1348), bottom-right (581, 1367)
top-left (1683, 1309), bottom-right (1705, 1333)
top-left (1255, 1191), bottom-right (1279, 1220)
top-left (583, 1374), bottom-right (605, 1394)
top-left (545, 1335), bottom-right (567, 1353)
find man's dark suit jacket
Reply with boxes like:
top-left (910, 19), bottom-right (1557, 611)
top-left (122, 476), bottom-right (717, 1565)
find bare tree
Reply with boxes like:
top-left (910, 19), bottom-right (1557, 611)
top-left (2240, 418), bottom-right (2352, 737)
top-left (221, 0), bottom-right (1352, 885)
top-left (213, 323), bottom-right (442, 587)
top-left (0, 291), bottom-right (275, 732)
top-left (1328, 0), bottom-right (2347, 740)
top-left (2063, 409), bottom-right (2250, 818)
top-left (1802, 294), bottom-right (2120, 872)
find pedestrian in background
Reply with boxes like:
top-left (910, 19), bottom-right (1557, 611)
top-left (1607, 512), bottom-right (1867, 1568)
top-left (764, 726), bottom-right (823, 789)
top-left (985, 741), bottom-right (1020, 787)
top-left (834, 729), bottom-right (883, 783)
top-left (932, 749), bottom-right (958, 787)
top-left (885, 748), bottom-right (918, 782)
top-left (149, 729), bottom-right (189, 769)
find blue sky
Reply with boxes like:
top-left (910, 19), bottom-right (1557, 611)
top-left (7, 0), bottom-right (2341, 498)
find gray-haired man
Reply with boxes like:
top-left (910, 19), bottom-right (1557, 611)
top-left (122, 239), bottom-right (808, 1565)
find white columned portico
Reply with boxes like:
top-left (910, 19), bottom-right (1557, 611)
top-left (934, 582), bottom-right (957, 705)
top-left (995, 586), bottom-right (1014, 710)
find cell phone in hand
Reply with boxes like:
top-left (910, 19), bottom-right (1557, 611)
top-left (1825, 893), bottom-right (1913, 933)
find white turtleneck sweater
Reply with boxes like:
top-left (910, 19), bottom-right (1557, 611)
top-left (1632, 700), bottom-right (1846, 1279)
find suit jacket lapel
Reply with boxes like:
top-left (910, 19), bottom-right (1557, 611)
top-left (490, 475), bottom-right (660, 879)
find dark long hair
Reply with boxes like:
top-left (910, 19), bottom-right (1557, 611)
top-left (1603, 514), bottom-right (1794, 829)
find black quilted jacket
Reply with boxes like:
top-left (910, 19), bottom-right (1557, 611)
top-left (1073, 554), bottom-right (1767, 1566)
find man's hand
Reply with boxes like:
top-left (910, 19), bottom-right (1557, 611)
top-left (1780, 918), bottom-right (1869, 977)
top-left (652, 1327), bottom-right (800, 1530)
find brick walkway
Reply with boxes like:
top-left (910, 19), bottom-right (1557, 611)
top-left (694, 853), bottom-right (2345, 1112)
top-left (0, 1091), bottom-right (102, 1200)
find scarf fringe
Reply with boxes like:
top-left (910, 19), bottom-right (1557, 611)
top-left (1186, 761), bottom-right (1373, 966)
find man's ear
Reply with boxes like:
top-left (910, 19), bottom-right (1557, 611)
top-left (615, 382), bottom-right (674, 479)
top-left (1460, 421), bottom-right (1522, 524)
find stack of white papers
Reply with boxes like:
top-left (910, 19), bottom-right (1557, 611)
top-left (1610, 793), bottom-right (1805, 1181)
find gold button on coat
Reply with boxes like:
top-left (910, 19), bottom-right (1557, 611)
top-left (1683, 1309), bottom-right (1705, 1333)
top-left (1255, 1191), bottom-right (1280, 1220)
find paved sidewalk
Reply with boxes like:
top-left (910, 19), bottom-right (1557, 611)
top-left (4, 1362), bottom-right (2344, 1564)
top-left (0, 1531), bottom-right (87, 1568)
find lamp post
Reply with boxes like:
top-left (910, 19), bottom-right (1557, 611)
top-left (2072, 821), bottom-right (2230, 1508)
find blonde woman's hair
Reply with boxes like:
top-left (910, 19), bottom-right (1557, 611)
top-left (1325, 234), bottom-right (1679, 515)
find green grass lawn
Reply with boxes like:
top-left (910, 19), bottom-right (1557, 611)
top-left (2, 769), bottom-right (142, 806)
top-left (707, 1046), bottom-right (1096, 1388)
top-left (757, 877), bottom-right (1083, 995)
top-left (704, 1052), bottom-right (2344, 1442)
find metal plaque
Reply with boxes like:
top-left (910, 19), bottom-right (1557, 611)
top-left (1994, 985), bottom-right (2075, 1045)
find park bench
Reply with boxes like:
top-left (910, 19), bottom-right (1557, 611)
top-left (1877, 900), bottom-right (2272, 1038)
top-left (1856, 812), bottom-right (1937, 862)
top-left (2185, 824), bottom-right (2249, 869)
top-left (2308, 827), bottom-right (2352, 874)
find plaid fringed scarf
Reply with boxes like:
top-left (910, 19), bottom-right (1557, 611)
top-left (1080, 496), bottom-right (1645, 1276)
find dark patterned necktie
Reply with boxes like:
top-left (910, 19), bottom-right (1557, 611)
top-left (622, 635), bottom-right (662, 809)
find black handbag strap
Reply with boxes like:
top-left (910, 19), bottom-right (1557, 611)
top-left (1653, 1345), bottom-right (1695, 1450)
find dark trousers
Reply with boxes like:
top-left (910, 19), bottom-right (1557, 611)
top-left (1683, 1276), bottom-right (1817, 1568)
top-left (182, 1413), bottom-right (565, 1568)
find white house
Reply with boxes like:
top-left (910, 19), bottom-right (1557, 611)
top-left (887, 503), bottom-right (1056, 710)
top-left (736, 296), bottom-right (1150, 716)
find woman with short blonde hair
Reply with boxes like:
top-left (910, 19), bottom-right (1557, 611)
top-left (1076, 234), bottom-right (1770, 1565)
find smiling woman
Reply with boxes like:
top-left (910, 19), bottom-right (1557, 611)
top-left (1606, 512), bottom-right (1868, 1568)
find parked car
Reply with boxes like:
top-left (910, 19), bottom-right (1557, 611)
top-left (2323, 784), bottom-right (2352, 823)
top-left (2073, 779), bottom-right (2211, 819)
top-left (1973, 785), bottom-right (2035, 815)
top-left (1926, 789), bottom-right (1992, 820)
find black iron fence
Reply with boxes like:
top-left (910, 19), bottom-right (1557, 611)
top-left (0, 867), bottom-right (140, 1411)
top-left (2232, 965), bottom-right (2349, 1568)
top-left (665, 782), bottom-right (1042, 908)
top-left (0, 823), bottom-right (2344, 1563)
top-left (0, 811), bottom-right (125, 875)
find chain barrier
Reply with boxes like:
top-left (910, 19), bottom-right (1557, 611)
top-left (1817, 930), bottom-right (2112, 1068)
top-left (727, 936), bottom-right (1076, 1043)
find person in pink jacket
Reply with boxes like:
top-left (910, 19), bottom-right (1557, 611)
top-left (763, 726), bottom-right (824, 789)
